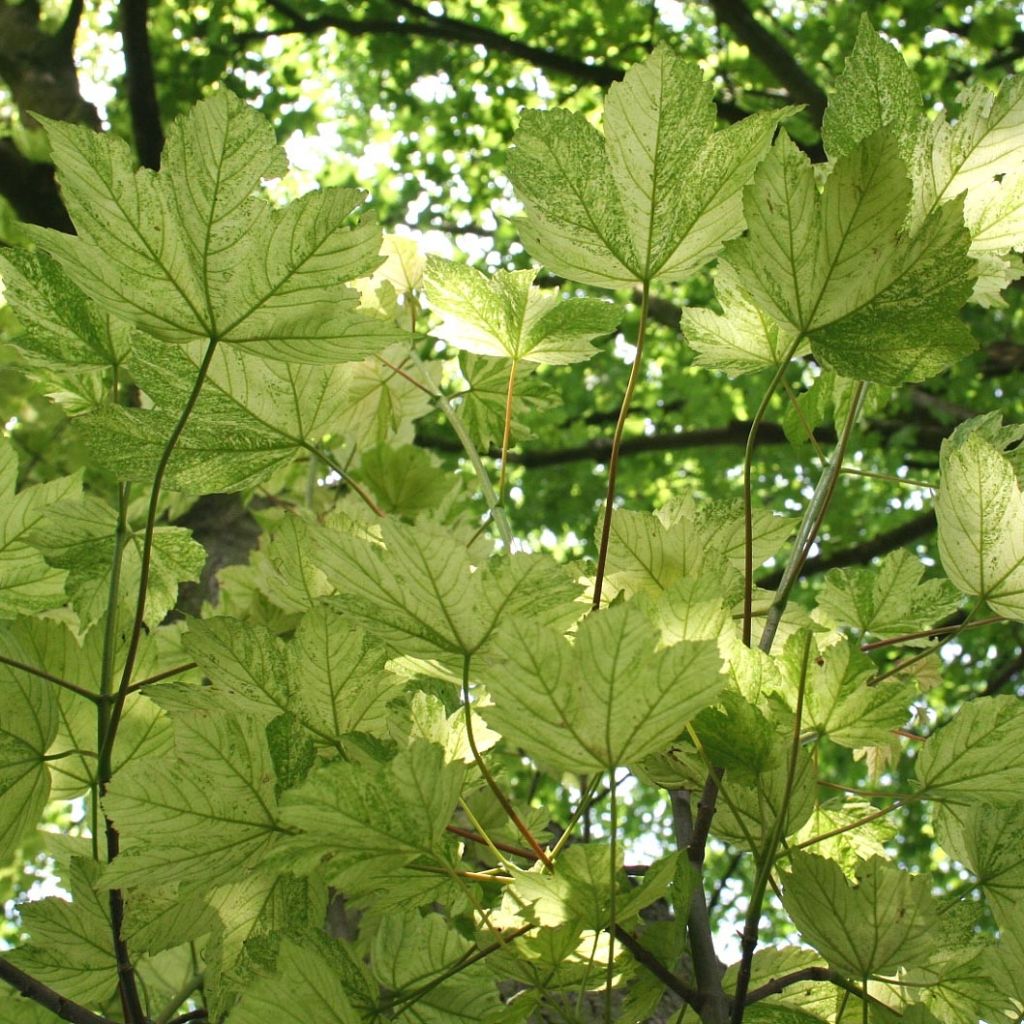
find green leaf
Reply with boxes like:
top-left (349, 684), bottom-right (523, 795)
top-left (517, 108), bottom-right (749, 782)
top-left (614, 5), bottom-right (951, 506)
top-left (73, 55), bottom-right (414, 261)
top-left (0, 440), bottom-right (79, 619)
top-left (226, 936), bottom-right (361, 1024)
top-left (794, 800), bottom-right (897, 876)
top-left (509, 44), bottom-right (790, 286)
top-left (815, 549), bottom-right (960, 638)
top-left (77, 332), bottom-right (360, 491)
top-left (936, 428), bottom-right (1024, 620)
top-left (0, 618), bottom-right (61, 860)
top-left (726, 130), bottom-right (976, 384)
top-left (778, 635), bottom-right (914, 749)
top-left (479, 602), bottom-right (724, 772)
top-left (290, 605), bottom-right (405, 743)
top-left (29, 495), bottom-right (205, 629)
top-left (455, 354), bottom-right (558, 451)
top-left (104, 705), bottom-right (283, 891)
top-left (183, 607), bottom-right (404, 747)
top-left (309, 518), bottom-right (581, 661)
top-left (255, 512), bottom-right (332, 614)
top-left (359, 444), bottom-right (456, 516)
top-left (603, 502), bottom-right (787, 600)
top-left (935, 801), bottom-right (1024, 942)
top-left (7, 858), bottom-right (116, 1005)
top-left (915, 695), bottom-right (1024, 805)
top-left (781, 852), bottom-right (938, 976)
top-left (822, 16), bottom-right (922, 160)
top-left (424, 258), bottom-right (618, 364)
top-left (38, 616), bottom-right (170, 800)
top-left (334, 342), bottom-right (437, 448)
top-left (723, 947), bottom-right (831, 1020)
top-left (0, 248), bottom-right (133, 371)
top-left (713, 747), bottom-right (816, 848)
top-left (273, 741), bottom-right (464, 891)
top-left (26, 91), bottom-right (401, 363)
top-left (682, 262), bottom-right (802, 376)
top-left (372, 911), bottom-right (500, 1023)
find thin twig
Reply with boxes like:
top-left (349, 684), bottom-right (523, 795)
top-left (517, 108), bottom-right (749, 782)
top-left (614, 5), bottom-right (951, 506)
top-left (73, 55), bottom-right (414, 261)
top-left (0, 653), bottom-right (99, 703)
top-left (592, 282), bottom-right (650, 610)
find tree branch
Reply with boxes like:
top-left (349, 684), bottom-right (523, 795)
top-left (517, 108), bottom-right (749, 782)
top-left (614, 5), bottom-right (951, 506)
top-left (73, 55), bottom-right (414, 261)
top-left (612, 925), bottom-right (699, 1009)
top-left (671, 790), bottom-right (729, 1023)
top-left (0, 957), bottom-right (119, 1024)
top-left (418, 421), bottom-right (794, 466)
top-left (119, 0), bottom-right (165, 169)
top-left (244, 0), bottom-right (759, 123)
top-left (706, 0), bottom-right (828, 124)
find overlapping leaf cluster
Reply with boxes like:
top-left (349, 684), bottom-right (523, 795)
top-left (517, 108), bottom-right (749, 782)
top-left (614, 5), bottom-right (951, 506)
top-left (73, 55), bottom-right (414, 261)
top-left (0, 19), bottom-right (1023, 1024)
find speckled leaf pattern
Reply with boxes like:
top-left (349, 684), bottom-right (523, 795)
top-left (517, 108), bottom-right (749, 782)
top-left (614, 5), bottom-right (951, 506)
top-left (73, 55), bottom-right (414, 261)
top-left (915, 695), bottom-right (1024, 805)
top-left (423, 257), bottom-right (619, 364)
top-left (935, 801), bottom-right (1024, 942)
top-left (371, 912), bottom-right (500, 1022)
top-left (309, 518), bottom-right (581, 661)
top-left (782, 852), bottom-right (938, 976)
top-left (103, 707), bottom-right (283, 892)
top-left (822, 15), bottom-right (922, 160)
top-left (273, 741), bottom-right (464, 888)
top-left (936, 428), bottom-right (1024, 620)
top-left (478, 602), bottom-right (724, 772)
top-left (0, 249), bottom-right (133, 370)
top-left (0, 440), bottom-right (79, 619)
top-left (778, 636), bottom-right (914, 749)
top-left (28, 495), bottom-right (205, 630)
top-left (682, 261), bottom-right (802, 376)
top-left (23, 91), bottom-right (401, 362)
top-left (912, 76), bottom-right (1024, 304)
top-left (509, 45), bottom-right (789, 287)
top-left (76, 331), bottom-right (350, 491)
top-left (7, 859), bottom-right (116, 1005)
top-left (726, 129), bottom-right (976, 383)
top-left (815, 549), bottom-right (961, 637)
top-left (0, 618), bottom-right (60, 861)
top-left (226, 937), bottom-right (361, 1024)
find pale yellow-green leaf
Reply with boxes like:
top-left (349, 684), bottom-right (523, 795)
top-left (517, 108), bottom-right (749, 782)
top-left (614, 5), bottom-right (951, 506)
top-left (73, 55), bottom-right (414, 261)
top-left (682, 262), bottom-right (802, 376)
top-left (424, 257), bottom-right (618, 364)
top-left (29, 495), bottom-right (205, 629)
top-left (0, 440), bottom-right (79, 619)
top-left (226, 937), bottom-right (360, 1024)
top-left (915, 695), bottom-right (1024, 805)
top-left (778, 635), bottom-right (914, 749)
top-left (509, 45), bottom-right (789, 287)
top-left (26, 92), bottom-right (401, 363)
top-left (104, 707), bottom-right (282, 891)
top-left (935, 801), bottom-right (1024, 942)
top-left (815, 549), bottom-right (960, 638)
top-left (782, 852), bottom-right (938, 976)
top-left (8, 858), bottom-right (117, 1005)
top-left (727, 130), bottom-right (976, 384)
top-left (479, 602), bottom-right (724, 772)
top-left (309, 518), bottom-right (581, 661)
top-left (273, 740), bottom-right (464, 890)
top-left (936, 430), bottom-right (1024, 620)
top-left (371, 911), bottom-right (500, 1023)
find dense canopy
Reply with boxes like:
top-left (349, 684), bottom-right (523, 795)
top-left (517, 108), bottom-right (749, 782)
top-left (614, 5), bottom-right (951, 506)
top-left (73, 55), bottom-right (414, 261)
top-left (0, 2), bottom-right (1023, 1023)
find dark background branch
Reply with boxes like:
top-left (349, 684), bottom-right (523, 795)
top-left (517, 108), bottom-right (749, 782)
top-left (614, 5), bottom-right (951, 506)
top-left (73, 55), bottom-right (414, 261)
top-left (706, 0), bottom-right (828, 124)
top-left (119, 0), bottom-right (164, 169)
